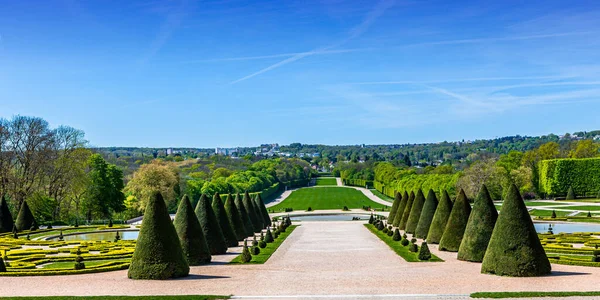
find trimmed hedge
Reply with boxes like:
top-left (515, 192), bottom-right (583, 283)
top-left (481, 184), bottom-right (551, 277)
top-left (387, 192), bottom-right (402, 225)
top-left (128, 192), bottom-right (189, 279)
top-left (439, 189), bottom-right (471, 252)
top-left (399, 191), bottom-right (415, 230)
top-left (343, 179), bottom-right (374, 188)
top-left (254, 194), bottom-right (271, 228)
top-left (427, 190), bottom-right (453, 244)
top-left (224, 194), bottom-right (247, 241)
top-left (539, 158), bottom-right (600, 197)
top-left (405, 189), bottom-right (426, 234)
top-left (0, 195), bottom-right (14, 233)
top-left (243, 191), bottom-right (263, 233)
top-left (174, 195), bottom-right (211, 265)
top-left (1, 262), bottom-right (130, 276)
top-left (212, 193), bottom-right (239, 247)
top-left (234, 193), bottom-right (254, 237)
top-left (415, 189), bottom-right (438, 239)
top-left (15, 201), bottom-right (36, 232)
top-left (195, 194), bottom-right (227, 255)
top-left (457, 185), bottom-right (498, 262)
top-left (392, 191), bottom-right (409, 228)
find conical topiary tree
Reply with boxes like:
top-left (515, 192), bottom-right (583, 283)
top-left (415, 189), bottom-right (438, 239)
top-left (551, 210), bottom-right (557, 218)
top-left (399, 191), bottom-right (415, 230)
top-left (0, 195), bottom-right (14, 233)
top-left (235, 193), bottom-right (254, 236)
top-left (15, 200), bottom-right (35, 232)
top-left (566, 186), bottom-right (576, 200)
top-left (406, 189), bottom-right (426, 234)
top-left (195, 194), bottom-right (227, 255)
top-left (212, 193), bottom-right (239, 247)
top-left (481, 184), bottom-right (551, 277)
top-left (458, 184), bottom-right (498, 262)
top-left (173, 195), bottom-right (211, 265)
top-left (439, 189), bottom-right (471, 252)
top-left (243, 192), bottom-right (262, 233)
top-left (387, 192), bottom-right (402, 225)
top-left (250, 194), bottom-right (265, 229)
top-left (128, 192), bottom-right (189, 279)
top-left (393, 191), bottom-right (409, 228)
top-left (418, 241), bottom-right (431, 261)
top-left (0, 255), bottom-right (6, 272)
top-left (254, 194), bottom-right (271, 227)
top-left (225, 194), bottom-right (247, 241)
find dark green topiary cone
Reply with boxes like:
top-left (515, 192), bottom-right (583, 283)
top-left (174, 195), bottom-right (211, 265)
top-left (235, 193), bottom-right (254, 237)
top-left (212, 193), bottom-right (239, 247)
top-left (393, 191), bottom-right (409, 228)
top-left (225, 194), bottom-right (247, 241)
top-left (481, 184), bottom-right (551, 277)
top-left (15, 200), bottom-right (36, 232)
top-left (387, 192), bottom-right (402, 225)
top-left (415, 189), bottom-right (439, 239)
top-left (243, 191), bottom-right (262, 232)
top-left (405, 189), bottom-right (426, 234)
top-left (254, 194), bottom-right (272, 227)
top-left (566, 186), bottom-right (576, 200)
top-left (0, 256), bottom-right (6, 272)
top-left (128, 192), bottom-right (189, 279)
top-left (399, 191), bottom-right (415, 230)
top-left (439, 189), bottom-right (471, 252)
top-left (0, 195), bottom-right (14, 233)
top-left (195, 194), bottom-right (228, 255)
top-left (458, 184), bottom-right (498, 262)
top-left (250, 194), bottom-right (265, 230)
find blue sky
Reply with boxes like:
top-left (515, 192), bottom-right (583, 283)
top-left (1, 0), bottom-right (600, 147)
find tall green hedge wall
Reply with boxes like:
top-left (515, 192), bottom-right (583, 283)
top-left (372, 162), bottom-right (460, 198)
top-left (539, 158), bottom-right (600, 197)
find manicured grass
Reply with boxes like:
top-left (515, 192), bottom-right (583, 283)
top-left (560, 205), bottom-right (600, 211)
top-left (529, 209), bottom-right (571, 217)
top-left (41, 259), bottom-right (130, 269)
top-left (270, 187), bottom-right (387, 211)
top-left (524, 201), bottom-right (569, 207)
top-left (370, 189), bottom-right (394, 202)
top-left (471, 291), bottom-right (600, 298)
top-left (315, 178), bottom-right (337, 186)
top-left (364, 224), bottom-right (443, 262)
top-left (230, 225), bottom-right (297, 264)
top-left (0, 297), bottom-right (229, 300)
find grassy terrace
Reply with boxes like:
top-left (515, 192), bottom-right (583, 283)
top-left (270, 187), bottom-right (387, 211)
top-left (315, 177), bottom-right (337, 186)
top-left (471, 291), bottom-right (600, 298)
top-left (0, 297), bottom-right (229, 300)
top-left (364, 224), bottom-right (443, 262)
top-left (230, 225), bottom-right (298, 264)
top-left (370, 189), bottom-right (393, 202)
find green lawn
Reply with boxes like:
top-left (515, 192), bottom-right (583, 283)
top-left (560, 205), bottom-right (600, 211)
top-left (364, 224), bottom-right (443, 262)
top-left (230, 225), bottom-right (297, 264)
top-left (471, 291), bottom-right (600, 298)
top-left (524, 201), bottom-right (569, 207)
top-left (0, 297), bottom-right (228, 300)
top-left (270, 187), bottom-right (387, 211)
top-left (41, 259), bottom-right (130, 269)
top-left (528, 209), bottom-right (571, 217)
top-left (315, 178), bottom-right (337, 186)
top-left (370, 189), bottom-right (393, 202)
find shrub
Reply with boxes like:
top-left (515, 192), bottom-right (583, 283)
top-left (74, 248), bottom-right (85, 270)
top-left (265, 228), bottom-right (274, 243)
top-left (243, 191), bottom-right (263, 233)
top-left (212, 193), bottom-right (239, 247)
top-left (259, 240), bottom-right (267, 248)
top-left (592, 256), bottom-right (600, 263)
top-left (566, 186), bottom-right (576, 200)
top-left (481, 184), bottom-right (551, 277)
top-left (399, 191), bottom-right (415, 230)
top-left (234, 193), bottom-right (255, 237)
top-left (307, 207), bottom-right (313, 212)
top-left (458, 184), bottom-right (498, 262)
top-left (251, 194), bottom-right (265, 229)
top-left (241, 240), bottom-right (252, 263)
top-left (0, 195), bottom-right (14, 234)
top-left (342, 206), bottom-right (349, 211)
top-left (114, 231), bottom-right (120, 242)
top-left (173, 194), bottom-right (211, 266)
top-left (254, 194), bottom-right (272, 227)
top-left (108, 219), bottom-right (113, 228)
top-left (224, 194), bottom-right (248, 241)
top-left (415, 189), bottom-right (438, 239)
top-left (15, 200), bottom-right (36, 232)
top-left (0, 256), bottom-right (5, 272)
top-left (387, 192), bottom-right (402, 225)
top-left (409, 242), bottom-right (418, 252)
top-left (392, 191), bottom-right (409, 227)
top-left (406, 189), bottom-right (427, 234)
top-left (410, 238), bottom-right (417, 243)
top-left (419, 242), bottom-right (432, 260)
top-left (251, 246), bottom-right (260, 255)
top-left (551, 210), bottom-right (557, 219)
top-left (128, 192), bottom-right (189, 279)
top-left (439, 189), bottom-right (471, 252)
top-left (387, 230), bottom-right (393, 237)
top-left (368, 214), bottom-right (374, 224)
top-left (588, 211), bottom-right (593, 218)
top-left (598, 190), bottom-right (600, 200)
top-left (195, 194), bottom-right (227, 255)
top-left (401, 238), bottom-right (409, 246)
top-left (383, 227), bottom-right (389, 234)
top-left (392, 229), bottom-right (401, 241)
top-left (539, 158), bottom-right (600, 196)
top-left (377, 222), bottom-right (384, 231)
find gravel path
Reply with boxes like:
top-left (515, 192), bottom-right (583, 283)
top-left (2, 221), bottom-right (600, 299)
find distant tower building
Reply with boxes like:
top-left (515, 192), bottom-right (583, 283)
top-left (166, 148), bottom-right (173, 155)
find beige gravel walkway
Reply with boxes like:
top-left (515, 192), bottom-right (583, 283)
top-left (2, 221), bottom-right (600, 299)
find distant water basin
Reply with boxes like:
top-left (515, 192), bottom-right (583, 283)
top-left (290, 214), bottom-right (370, 221)
top-left (51, 231), bottom-right (139, 241)
top-left (534, 223), bottom-right (600, 234)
